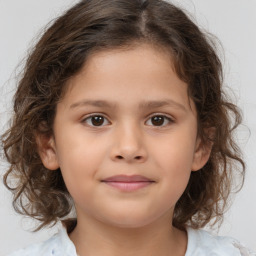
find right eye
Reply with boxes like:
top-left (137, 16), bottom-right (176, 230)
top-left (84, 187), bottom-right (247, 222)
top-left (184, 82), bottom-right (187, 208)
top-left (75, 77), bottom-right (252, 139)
top-left (81, 114), bottom-right (110, 127)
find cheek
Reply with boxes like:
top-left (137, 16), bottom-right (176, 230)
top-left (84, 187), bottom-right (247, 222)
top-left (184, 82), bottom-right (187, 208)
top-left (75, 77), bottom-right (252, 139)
top-left (151, 132), bottom-right (196, 198)
top-left (55, 124), bottom-right (106, 170)
top-left (54, 134), bottom-right (107, 198)
top-left (154, 133), bottom-right (196, 171)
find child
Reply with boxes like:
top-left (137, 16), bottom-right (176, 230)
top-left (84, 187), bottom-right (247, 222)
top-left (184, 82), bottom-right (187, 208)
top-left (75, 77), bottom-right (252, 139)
top-left (2, 0), bottom-right (255, 255)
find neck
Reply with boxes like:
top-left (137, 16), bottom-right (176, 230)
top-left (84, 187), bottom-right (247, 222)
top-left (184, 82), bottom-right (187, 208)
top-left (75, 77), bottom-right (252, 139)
top-left (68, 213), bottom-right (187, 256)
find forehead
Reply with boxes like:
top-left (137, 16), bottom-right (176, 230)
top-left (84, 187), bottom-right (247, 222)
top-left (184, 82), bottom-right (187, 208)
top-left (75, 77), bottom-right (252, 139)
top-left (69, 43), bottom-right (175, 85)
top-left (62, 43), bottom-right (195, 113)
top-left (84, 43), bottom-right (175, 75)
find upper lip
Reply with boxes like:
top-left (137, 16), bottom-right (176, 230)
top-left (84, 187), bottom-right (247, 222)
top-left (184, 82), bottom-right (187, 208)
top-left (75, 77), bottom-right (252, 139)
top-left (102, 175), bottom-right (154, 182)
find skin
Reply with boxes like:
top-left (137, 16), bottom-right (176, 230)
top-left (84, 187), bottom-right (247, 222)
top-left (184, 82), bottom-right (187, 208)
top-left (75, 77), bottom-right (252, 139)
top-left (38, 44), bottom-right (211, 256)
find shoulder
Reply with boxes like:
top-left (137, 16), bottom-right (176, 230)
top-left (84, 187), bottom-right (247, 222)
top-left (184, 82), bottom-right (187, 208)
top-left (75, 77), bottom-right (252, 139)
top-left (6, 225), bottom-right (77, 256)
top-left (186, 227), bottom-right (256, 256)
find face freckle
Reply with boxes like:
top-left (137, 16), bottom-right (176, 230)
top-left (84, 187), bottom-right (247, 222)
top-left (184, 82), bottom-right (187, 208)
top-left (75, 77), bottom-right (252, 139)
top-left (43, 43), bottom-right (208, 229)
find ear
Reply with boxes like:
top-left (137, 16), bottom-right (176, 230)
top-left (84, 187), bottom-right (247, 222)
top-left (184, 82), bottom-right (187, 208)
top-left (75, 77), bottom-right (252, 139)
top-left (191, 129), bottom-right (214, 172)
top-left (36, 133), bottom-right (60, 170)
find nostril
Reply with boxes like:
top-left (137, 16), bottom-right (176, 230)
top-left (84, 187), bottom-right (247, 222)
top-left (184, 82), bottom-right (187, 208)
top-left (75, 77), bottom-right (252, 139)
top-left (116, 155), bottom-right (143, 160)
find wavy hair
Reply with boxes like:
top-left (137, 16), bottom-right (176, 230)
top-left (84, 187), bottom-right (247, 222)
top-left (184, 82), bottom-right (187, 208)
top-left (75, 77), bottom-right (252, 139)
top-left (2, 0), bottom-right (245, 232)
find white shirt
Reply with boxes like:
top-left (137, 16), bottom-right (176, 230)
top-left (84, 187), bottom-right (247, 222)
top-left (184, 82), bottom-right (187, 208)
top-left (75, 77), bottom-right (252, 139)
top-left (6, 225), bottom-right (255, 256)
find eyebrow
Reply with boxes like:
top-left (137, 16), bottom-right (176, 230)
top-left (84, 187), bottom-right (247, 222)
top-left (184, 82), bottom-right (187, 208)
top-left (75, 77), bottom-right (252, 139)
top-left (70, 99), bottom-right (186, 111)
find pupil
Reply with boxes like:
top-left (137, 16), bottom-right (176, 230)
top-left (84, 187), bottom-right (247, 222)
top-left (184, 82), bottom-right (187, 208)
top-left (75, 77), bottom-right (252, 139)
top-left (92, 116), bottom-right (104, 126)
top-left (152, 116), bottom-right (164, 126)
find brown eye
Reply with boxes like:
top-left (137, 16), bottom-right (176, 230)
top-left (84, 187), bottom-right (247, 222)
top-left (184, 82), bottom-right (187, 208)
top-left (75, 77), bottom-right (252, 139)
top-left (91, 116), bottom-right (104, 126)
top-left (82, 115), bottom-right (109, 127)
top-left (146, 115), bottom-right (173, 127)
top-left (151, 116), bottom-right (165, 126)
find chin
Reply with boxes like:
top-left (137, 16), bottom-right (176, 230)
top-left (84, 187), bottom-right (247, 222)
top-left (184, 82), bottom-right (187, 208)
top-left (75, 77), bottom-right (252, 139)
top-left (100, 212), bottom-right (161, 229)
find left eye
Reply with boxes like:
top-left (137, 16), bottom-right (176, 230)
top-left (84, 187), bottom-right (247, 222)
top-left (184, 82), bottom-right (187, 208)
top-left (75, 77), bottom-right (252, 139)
top-left (145, 115), bottom-right (174, 127)
top-left (82, 115), bottom-right (110, 127)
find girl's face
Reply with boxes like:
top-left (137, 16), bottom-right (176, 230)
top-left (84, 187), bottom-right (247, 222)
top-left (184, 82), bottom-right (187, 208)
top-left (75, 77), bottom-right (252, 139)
top-left (40, 44), bottom-right (209, 228)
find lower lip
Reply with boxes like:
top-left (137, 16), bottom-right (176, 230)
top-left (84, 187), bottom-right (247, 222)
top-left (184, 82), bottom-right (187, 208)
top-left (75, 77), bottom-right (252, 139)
top-left (102, 181), bottom-right (154, 192)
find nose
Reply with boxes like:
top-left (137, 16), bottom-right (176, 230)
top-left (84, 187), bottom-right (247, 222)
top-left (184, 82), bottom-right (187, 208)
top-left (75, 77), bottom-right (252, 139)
top-left (110, 122), bottom-right (147, 163)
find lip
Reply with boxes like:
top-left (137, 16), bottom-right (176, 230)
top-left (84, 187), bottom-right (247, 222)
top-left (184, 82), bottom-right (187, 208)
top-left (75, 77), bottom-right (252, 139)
top-left (101, 175), bottom-right (155, 192)
top-left (102, 175), bottom-right (153, 182)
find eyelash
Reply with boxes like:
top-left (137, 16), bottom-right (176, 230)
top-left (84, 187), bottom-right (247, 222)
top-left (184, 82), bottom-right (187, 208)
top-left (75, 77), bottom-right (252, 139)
top-left (81, 113), bottom-right (174, 128)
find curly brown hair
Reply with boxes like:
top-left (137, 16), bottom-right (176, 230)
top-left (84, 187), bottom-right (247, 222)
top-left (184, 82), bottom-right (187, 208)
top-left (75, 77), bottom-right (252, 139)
top-left (1, 0), bottom-right (245, 232)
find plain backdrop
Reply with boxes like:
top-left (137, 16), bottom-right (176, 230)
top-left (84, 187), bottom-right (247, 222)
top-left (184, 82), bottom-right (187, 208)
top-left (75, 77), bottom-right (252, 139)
top-left (0, 0), bottom-right (255, 255)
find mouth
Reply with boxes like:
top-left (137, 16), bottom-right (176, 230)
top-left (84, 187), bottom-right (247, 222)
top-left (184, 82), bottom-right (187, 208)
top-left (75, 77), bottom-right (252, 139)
top-left (101, 175), bottom-right (155, 192)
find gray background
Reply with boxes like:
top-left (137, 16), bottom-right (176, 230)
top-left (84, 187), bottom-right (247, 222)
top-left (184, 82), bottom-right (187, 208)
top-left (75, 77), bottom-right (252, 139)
top-left (0, 0), bottom-right (255, 254)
